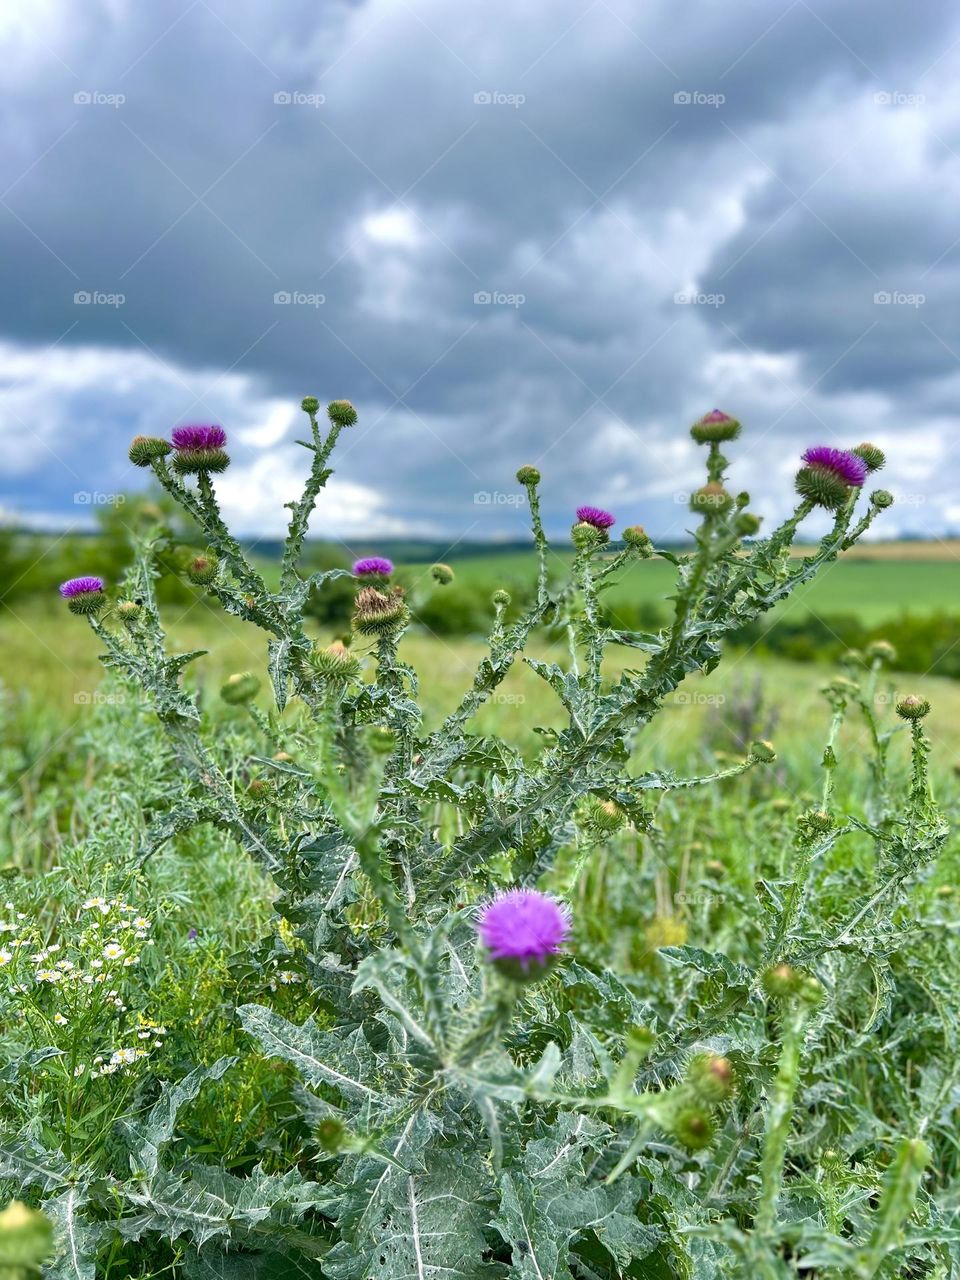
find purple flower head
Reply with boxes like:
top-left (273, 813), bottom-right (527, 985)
top-left (801, 446), bottom-right (867, 488)
top-left (59, 576), bottom-right (104, 599)
top-left (702, 408), bottom-right (733, 423)
top-left (575, 505), bottom-right (616, 530)
top-left (477, 889), bottom-right (570, 980)
top-left (171, 424), bottom-right (227, 451)
top-left (353, 556), bottom-right (394, 577)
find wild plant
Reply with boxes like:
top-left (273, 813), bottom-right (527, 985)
top-left (3, 405), bottom-right (954, 1278)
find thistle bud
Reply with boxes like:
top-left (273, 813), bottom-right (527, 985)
top-left (871, 489), bottom-right (894, 509)
top-left (690, 409), bottom-right (741, 444)
top-left (59, 576), bottom-right (106, 616)
top-left (750, 740), bottom-right (777, 763)
top-left (515, 465), bottom-right (541, 486)
top-left (851, 442), bottom-right (885, 473)
top-left (583, 797), bottom-right (624, 834)
top-left (369, 726), bottom-right (395, 754)
top-left (866, 639), bottom-right (896, 665)
top-left (735, 512), bottom-right (761, 536)
top-left (802, 809), bottom-right (834, 835)
top-left (896, 694), bottom-right (930, 720)
top-left (220, 672), bottom-right (261, 705)
top-left (492, 588), bottom-right (511, 607)
top-left (316, 1117), bottom-right (347, 1154)
top-left (186, 553), bottom-right (219, 585)
top-left (622, 524), bottom-right (651, 550)
top-left (0, 1200), bottom-right (53, 1272)
top-left (571, 520), bottom-right (607, 549)
top-left (327, 400), bottom-right (358, 427)
top-left (705, 859), bottom-right (726, 877)
top-left (128, 435), bottom-right (171, 467)
top-left (352, 586), bottom-right (409, 637)
top-left (687, 1053), bottom-right (735, 1103)
top-left (116, 600), bottom-right (141, 624)
top-left (300, 396), bottom-right (320, 414)
top-left (431, 563), bottom-right (454, 585)
top-left (690, 483), bottom-right (733, 514)
top-left (310, 640), bottom-right (360, 680)
top-left (247, 778), bottom-right (271, 799)
top-left (671, 1106), bottom-right (715, 1151)
top-left (762, 963), bottom-right (803, 1000)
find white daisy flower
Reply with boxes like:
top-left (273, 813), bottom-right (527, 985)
top-left (102, 943), bottom-right (124, 960)
top-left (54, 1013), bottom-right (68, 1026)
top-left (0, 950), bottom-right (12, 966)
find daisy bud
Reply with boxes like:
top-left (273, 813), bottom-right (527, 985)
top-left (327, 400), bottom-right (358, 427)
top-left (352, 586), bottom-right (409, 637)
top-left (186, 553), bottom-right (219, 585)
top-left (515, 465), bottom-right (541, 486)
top-left (220, 672), bottom-right (261, 705)
top-left (59, 576), bottom-right (106, 616)
top-left (477, 888), bottom-right (570, 984)
top-left (871, 489), bottom-right (894, 509)
top-left (431, 563), bottom-right (454, 585)
top-left (170, 425), bottom-right (230, 475)
top-left (690, 483), bottom-right (733, 514)
top-left (687, 1053), bottom-right (735, 1103)
top-left (128, 435), bottom-right (171, 467)
top-left (300, 396), bottom-right (320, 415)
top-left (851, 442), bottom-right (885, 473)
top-left (690, 409), bottom-right (741, 444)
top-left (896, 694), bottom-right (930, 720)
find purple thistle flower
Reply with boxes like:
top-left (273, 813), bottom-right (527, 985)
top-left (171, 424), bottom-right (227, 451)
top-left (477, 889), bottom-right (570, 981)
top-left (353, 556), bottom-right (394, 577)
top-left (801, 446), bottom-right (867, 487)
top-left (575, 505), bottom-right (616, 530)
top-left (702, 408), bottom-right (732, 422)
top-left (59, 576), bottom-right (105, 598)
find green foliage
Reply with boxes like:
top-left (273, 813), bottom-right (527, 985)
top-left (1, 400), bottom-right (957, 1278)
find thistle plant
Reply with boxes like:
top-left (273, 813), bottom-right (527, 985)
top-left (4, 402), bottom-right (955, 1278)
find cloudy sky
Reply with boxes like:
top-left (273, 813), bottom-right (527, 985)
top-left (1, 0), bottom-right (958, 550)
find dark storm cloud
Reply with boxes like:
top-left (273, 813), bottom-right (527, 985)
top-left (1, 0), bottom-right (959, 536)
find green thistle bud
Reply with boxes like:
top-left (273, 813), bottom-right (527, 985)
top-left (352, 586), bottom-right (409, 637)
top-left (750, 739), bottom-right (777, 763)
top-left (801, 808), bottom-right (834, 835)
top-left (762, 963), bottom-right (804, 1000)
top-left (431, 563), bottom-right (454, 585)
top-left (735, 512), bottom-right (761, 536)
top-left (583, 796), bottom-right (624, 834)
top-left (896, 694), bottom-right (930, 720)
top-left (220, 672), bottom-right (261, 705)
top-left (798, 975), bottom-right (824, 1008)
top-left (300, 396), bottom-right (320, 415)
top-left (686, 1053), bottom-right (735, 1103)
top-left (795, 464), bottom-right (852, 510)
top-left (671, 1106), bottom-right (715, 1151)
top-left (116, 600), bottom-right (141, 624)
top-left (327, 400), bottom-right (358, 427)
top-left (516, 464), bottom-right (541, 486)
top-left (186, 553), bottom-right (219, 585)
top-left (705, 859), bottom-right (726, 877)
top-left (369, 726), bottom-right (396, 754)
top-left (0, 1200), bottom-right (54, 1272)
top-left (870, 488), bottom-right (894, 509)
top-left (310, 640), bottom-right (360, 680)
top-left (571, 520), bottom-right (607, 548)
top-left (690, 483), bottom-right (733, 514)
top-left (690, 409), bottom-right (741, 444)
top-left (492, 588), bottom-right (511, 607)
top-left (622, 524), bottom-right (651, 549)
top-left (128, 435), bottom-right (171, 467)
top-left (852, 442), bottom-right (885, 472)
top-left (316, 1117), bottom-right (347, 1154)
top-left (247, 778), bottom-right (271, 799)
top-left (172, 447), bottom-right (230, 475)
top-left (866, 639), bottom-right (897, 664)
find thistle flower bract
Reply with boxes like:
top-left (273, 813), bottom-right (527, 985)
top-left (353, 557), bottom-right (393, 578)
top-left (852, 441), bottom-right (886, 473)
top-left (59, 576), bottom-right (106, 615)
top-left (352, 586), bottom-right (409, 637)
top-left (477, 888), bottom-right (570, 983)
top-left (220, 672), bottom-right (261, 705)
top-left (128, 435), bottom-right (171, 467)
top-left (431, 562), bottom-right (454, 585)
top-left (690, 408), bottom-right (741, 444)
top-left (575, 505), bottom-right (616, 530)
top-left (170, 424), bottom-right (230, 475)
top-left (327, 400), bottom-right (358, 427)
